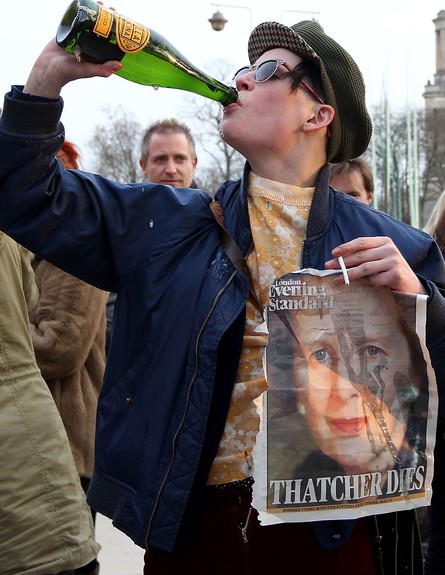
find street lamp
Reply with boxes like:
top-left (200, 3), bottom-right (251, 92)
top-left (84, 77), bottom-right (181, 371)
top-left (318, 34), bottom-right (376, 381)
top-left (208, 3), bottom-right (253, 31)
top-left (208, 10), bottom-right (228, 31)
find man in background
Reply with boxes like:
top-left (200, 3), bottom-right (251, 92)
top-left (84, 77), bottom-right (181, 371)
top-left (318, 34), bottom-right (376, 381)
top-left (139, 118), bottom-right (198, 188)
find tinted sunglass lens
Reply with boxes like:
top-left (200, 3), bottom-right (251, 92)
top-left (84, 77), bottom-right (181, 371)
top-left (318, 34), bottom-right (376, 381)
top-left (231, 66), bottom-right (250, 86)
top-left (254, 61), bottom-right (279, 82)
top-left (231, 60), bottom-right (283, 86)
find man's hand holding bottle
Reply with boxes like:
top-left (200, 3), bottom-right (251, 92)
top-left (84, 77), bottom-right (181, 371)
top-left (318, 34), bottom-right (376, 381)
top-left (23, 38), bottom-right (122, 99)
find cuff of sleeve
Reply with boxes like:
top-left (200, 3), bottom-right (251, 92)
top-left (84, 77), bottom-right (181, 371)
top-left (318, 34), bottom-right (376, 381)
top-left (426, 282), bottom-right (445, 346)
top-left (1, 85), bottom-right (64, 136)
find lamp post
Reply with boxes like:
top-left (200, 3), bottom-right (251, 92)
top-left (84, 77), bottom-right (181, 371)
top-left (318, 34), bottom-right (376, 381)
top-left (208, 3), bottom-right (253, 31)
top-left (280, 9), bottom-right (320, 22)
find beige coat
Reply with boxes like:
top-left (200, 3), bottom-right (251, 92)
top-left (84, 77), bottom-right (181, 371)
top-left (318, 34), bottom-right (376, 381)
top-left (29, 259), bottom-right (108, 479)
top-left (0, 232), bottom-right (100, 575)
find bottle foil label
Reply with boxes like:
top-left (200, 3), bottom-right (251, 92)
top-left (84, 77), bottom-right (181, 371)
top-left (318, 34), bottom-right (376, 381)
top-left (94, 6), bottom-right (150, 54)
top-left (93, 6), bottom-right (114, 38)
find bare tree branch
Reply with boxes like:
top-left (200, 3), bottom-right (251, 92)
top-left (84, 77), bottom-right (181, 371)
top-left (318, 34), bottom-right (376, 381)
top-left (88, 105), bottom-right (144, 183)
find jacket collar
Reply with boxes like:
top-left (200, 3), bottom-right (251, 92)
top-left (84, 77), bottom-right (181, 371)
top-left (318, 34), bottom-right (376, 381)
top-left (307, 164), bottom-right (331, 237)
top-left (215, 162), bottom-right (331, 255)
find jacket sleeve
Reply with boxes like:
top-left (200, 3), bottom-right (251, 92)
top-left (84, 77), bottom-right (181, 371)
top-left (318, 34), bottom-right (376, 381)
top-left (0, 87), bottom-right (211, 294)
top-left (0, 88), bottom-right (125, 291)
top-left (424, 279), bottom-right (445, 423)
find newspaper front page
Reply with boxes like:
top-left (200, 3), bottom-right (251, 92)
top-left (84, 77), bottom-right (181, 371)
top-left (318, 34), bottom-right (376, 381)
top-left (252, 269), bottom-right (438, 525)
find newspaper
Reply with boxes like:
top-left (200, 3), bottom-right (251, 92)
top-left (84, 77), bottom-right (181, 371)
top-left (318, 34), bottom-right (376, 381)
top-left (252, 269), bottom-right (438, 525)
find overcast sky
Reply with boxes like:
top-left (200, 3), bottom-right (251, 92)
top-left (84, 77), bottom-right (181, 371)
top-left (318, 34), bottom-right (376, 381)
top-left (2, 0), bottom-right (445, 169)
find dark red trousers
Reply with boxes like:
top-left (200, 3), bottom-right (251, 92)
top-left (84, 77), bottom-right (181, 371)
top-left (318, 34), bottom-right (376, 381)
top-left (144, 483), bottom-right (376, 575)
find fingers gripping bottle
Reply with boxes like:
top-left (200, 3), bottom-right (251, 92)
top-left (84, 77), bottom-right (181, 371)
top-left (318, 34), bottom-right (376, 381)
top-left (56, 0), bottom-right (238, 105)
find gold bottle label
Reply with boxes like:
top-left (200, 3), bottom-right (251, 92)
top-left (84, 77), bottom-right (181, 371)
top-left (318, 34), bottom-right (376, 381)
top-left (93, 6), bottom-right (114, 38)
top-left (116, 16), bottom-right (150, 53)
top-left (93, 6), bottom-right (150, 54)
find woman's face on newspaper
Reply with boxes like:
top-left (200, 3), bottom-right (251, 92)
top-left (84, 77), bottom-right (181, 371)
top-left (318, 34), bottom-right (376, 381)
top-left (292, 288), bottom-right (414, 474)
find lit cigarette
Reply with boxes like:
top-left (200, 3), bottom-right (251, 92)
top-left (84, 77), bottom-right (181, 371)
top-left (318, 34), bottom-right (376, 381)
top-left (338, 256), bottom-right (350, 285)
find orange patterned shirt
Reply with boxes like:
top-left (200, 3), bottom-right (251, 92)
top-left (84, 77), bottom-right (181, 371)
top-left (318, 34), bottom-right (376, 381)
top-left (207, 173), bottom-right (314, 485)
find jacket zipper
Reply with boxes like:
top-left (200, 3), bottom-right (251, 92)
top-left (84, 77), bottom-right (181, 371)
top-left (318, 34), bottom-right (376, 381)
top-left (145, 269), bottom-right (238, 546)
top-left (239, 507), bottom-right (252, 543)
top-left (300, 239), bottom-right (306, 269)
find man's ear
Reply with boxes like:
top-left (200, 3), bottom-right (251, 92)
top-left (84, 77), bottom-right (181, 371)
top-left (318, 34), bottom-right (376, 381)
top-left (303, 104), bottom-right (335, 134)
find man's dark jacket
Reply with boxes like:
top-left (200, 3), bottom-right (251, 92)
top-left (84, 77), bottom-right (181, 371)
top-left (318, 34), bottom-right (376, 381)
top-left (0, 89), bottom-right (444, 574)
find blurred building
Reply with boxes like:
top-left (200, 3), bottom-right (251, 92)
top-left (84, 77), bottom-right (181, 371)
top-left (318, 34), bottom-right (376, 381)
top-left (424, 10), bottom-right (445, 110)
top-left (423, 10), bottom-right (445, 223)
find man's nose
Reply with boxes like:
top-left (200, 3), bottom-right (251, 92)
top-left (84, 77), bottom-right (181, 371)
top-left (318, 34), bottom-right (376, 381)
top-left (236, 72), bottom-right (254, 91)
top-left (165, 160), bottom-right (178, 173)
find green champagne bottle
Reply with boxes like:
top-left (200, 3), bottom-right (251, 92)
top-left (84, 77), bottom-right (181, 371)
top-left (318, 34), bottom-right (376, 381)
top-left (56, 0), bottom-right (238, 106)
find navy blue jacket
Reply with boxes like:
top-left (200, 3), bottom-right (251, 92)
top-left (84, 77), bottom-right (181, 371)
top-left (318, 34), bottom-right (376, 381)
top-left (1, 88), bottom-right (445, 559)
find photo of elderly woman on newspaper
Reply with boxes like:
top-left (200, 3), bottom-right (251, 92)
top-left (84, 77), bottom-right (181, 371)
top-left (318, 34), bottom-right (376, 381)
top-left (255, 270), bottom-right (437, 522)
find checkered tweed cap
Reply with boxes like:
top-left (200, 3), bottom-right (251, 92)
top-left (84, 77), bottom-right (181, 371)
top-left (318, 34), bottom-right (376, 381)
top-left (248, 20), bottom-right (373, 163)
